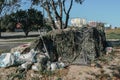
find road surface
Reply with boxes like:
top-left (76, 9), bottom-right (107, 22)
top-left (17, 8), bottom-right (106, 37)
top-left (0, 32), bottom-right (39, 52)
top-left (1, 32), bottom-right (39, 38)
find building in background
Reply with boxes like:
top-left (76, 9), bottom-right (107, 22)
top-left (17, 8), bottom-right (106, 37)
top-left (71, 18), bottom-right (86, 27)
top-left (104, 23), bottom-right (112, 30)
top-left (88, 21), bottom-right (106, 31)
top-left (88, 21), bottom-right (106, 27)
top-left (88, 21), bottom-right (98, 27)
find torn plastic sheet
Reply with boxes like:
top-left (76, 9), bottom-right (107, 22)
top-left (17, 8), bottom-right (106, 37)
top-left (0, 49), bottom-right (37, 68)
top-left (0, 53), bottom-right (14, 67)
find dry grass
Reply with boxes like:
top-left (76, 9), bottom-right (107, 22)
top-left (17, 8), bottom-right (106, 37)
top-left (0, 48), bottom-right (120, 80)
top-left (105, 28), bottom-right (120, 34)
top-left (105, 29), bottom-right (120, 39)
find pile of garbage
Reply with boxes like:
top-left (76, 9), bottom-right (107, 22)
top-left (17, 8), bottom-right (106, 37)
top-left (0, 44), bottom-right (65, 71)
top-left (0, 26), bottom-right (107, 71)
top-left (31, 27), bottom-right (107, 65)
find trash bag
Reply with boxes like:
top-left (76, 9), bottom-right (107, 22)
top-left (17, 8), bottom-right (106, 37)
top-left (20, 62), bottom-right (32, 69)
top-left (0, 49), bottom-right (37, 68)
top-left (16, 49), bottom-right (37, 64)
top-left (0, 53), bottom-right (15, 67)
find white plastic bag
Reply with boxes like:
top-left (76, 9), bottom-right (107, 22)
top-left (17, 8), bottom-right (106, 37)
top-left (0, 49), bottom-right (37, 68)
top-left (18, 49), bottom-right (37, 63)
top-left (106, 47), bottom-right (113, 54)
top-left (0, 53), bottom-right (14, 67)
top-left (20, 62), bottom-right (32, 69)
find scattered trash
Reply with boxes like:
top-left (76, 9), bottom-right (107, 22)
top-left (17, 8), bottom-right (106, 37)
top-left (2, 29), bottom-right (102, 71)
top-left (50, 62), bottom-right (58, 71)
top-left (0, 53), bottom-right (14, 67)
top-left (0, 47), bottom-right (65, 72)
top-left (46, 62), bottom-right (66, 71)
top-left (0, 49), bottom-right (37, 68)
top-left (46, 61), bottom-right (51, 70)
top-left (11, 43), bottom-right (31, 53)
top-left (32, 63), bottom-right (39, 71)
top-left (106, 47), bottom-right (113, 54)
top-left (36, 53), bottom-right (47, 63)
top-left (31, 61), bottom-right (66, 71)
top-left (31, 73), bottom-right (42, 78)
top-left (17, 49), bottom-right (37, 63)
top-left (20, 62), bottom-right (32, 69)
top-left (58, 62), bottom-right (65, 68)
top-left (32, 27), bottom-right (106, 65)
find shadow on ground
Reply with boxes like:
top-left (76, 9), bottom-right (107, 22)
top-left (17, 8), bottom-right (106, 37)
top-left (107, 40), bottom-right (120, 47)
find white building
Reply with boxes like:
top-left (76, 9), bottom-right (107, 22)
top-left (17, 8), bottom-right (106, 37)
top-left (71, 18), bottom-right (86, 27)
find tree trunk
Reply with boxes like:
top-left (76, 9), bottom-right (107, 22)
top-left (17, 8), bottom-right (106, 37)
top-left (0, 7), bottom-right (2, 37)
top-left (44, 2), bottom-right (57, 30)
top-left (60, 18), bottom-right (63, 29)
top-left (24, 30), bottom-right (29, 37)
top-left (63, 0), bottom-right (73, 29)
top-left (0, 19), bottom-right (1, 37)
top-left (57, 18), bottom-right (62, 29)
top-left (64, 14), bottom-right (69, 29)
top-left (0, 17), bottom-right (2, 37)
top-left (0, 26), bottom-right (1, 37)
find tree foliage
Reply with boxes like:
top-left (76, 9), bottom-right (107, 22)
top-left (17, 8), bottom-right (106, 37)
top-left (1, 8), bottom-right (43, 36)
top-left (0, 0), bottom-right (19, 37)
top-left (16, 9), bottom-right (43, 36)
top-left (0, 0), bottom-right (85, 37)
top-left (32, 0), bottom-right (85, 30)
top-left (0, 14), bottom-right (15, 32)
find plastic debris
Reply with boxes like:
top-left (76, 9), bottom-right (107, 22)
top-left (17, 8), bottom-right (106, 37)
top-left (0, 49), bottom-right (37, 68)
top-left (11, 43), bottom-right (31, 53)
top-left (58, 62), bottom-right (65, 68)
top-left (0, 47), bottom-right (65, 71)
top-left (0, 53), bottom-right (14, 67)
top-left (50, 62), bottom-right (58, 71)
top-left (20, 62), bottom-right (32, 69)
top-left (50, 62), bottom-right (65, 71)
top-left (106, 47), bottom-right (113, 54)
top-left (32, 63), bottom-right (40, 71)
top-left (18, 49), bottom-right (37, 63)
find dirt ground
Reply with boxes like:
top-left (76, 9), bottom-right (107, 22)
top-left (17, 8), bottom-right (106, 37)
top-left (0, 47), bottom-right (120, 80)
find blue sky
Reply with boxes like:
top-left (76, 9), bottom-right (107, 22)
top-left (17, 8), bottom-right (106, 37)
top-left (20, 0), bottom-right (120, 27)
top-left (70, 0), bottom-right (120, 27)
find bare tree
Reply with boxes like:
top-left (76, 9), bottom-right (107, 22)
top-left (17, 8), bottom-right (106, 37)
top-left (32, 0), bottom-right (85, 30)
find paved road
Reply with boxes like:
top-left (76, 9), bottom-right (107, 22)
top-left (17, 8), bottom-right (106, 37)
top-left (1, 32), bottom-right (39, 37)
top-left (0, 43), bottom-right (26, 51)
top-left (0, 32), bottom-right (39, 52)
top-left (0, 32), bottom-right (120, 52)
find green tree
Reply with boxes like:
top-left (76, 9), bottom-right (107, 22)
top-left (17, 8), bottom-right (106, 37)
top-left (15, 10), bottom-right (29, 36)
top-left (14, 9), bottom-right (43, 36)
top-left (9, 0), bottom-right (85, 30)
top-left (0, 0), bottom-right (5, 37)
top-left (1, 8), bottom-right (43, 36)
top-left (0, 13), bottom-right (17, 32)
top-left (27, 8), bottom-right (43, 30)
top-left (0, 0), bottom-right (19, 37)
top-left (32, 0), bottom-right (85, 30)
